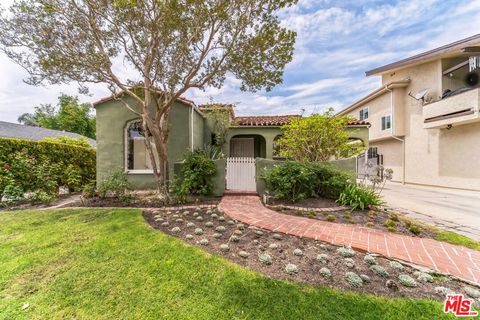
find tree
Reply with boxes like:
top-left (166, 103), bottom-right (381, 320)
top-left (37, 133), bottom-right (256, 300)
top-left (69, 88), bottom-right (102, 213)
top-left (17, 94), bottom-right (96, 139)
top-left (0, 0), bottom-right (296, 196)
top-left (277, 109), bottom-right (362, 162)
top-left (201, 104), bottom-right (233, 148)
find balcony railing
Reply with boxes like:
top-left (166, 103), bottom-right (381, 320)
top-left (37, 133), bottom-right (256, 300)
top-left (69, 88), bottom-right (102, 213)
top-left (423, 88), bottom-right (480, 129)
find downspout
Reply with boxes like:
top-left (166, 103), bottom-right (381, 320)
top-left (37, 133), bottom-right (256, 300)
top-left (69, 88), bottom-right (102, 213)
top-left (190, 105), bottom-right (194, 150)
top-left (386, 85), bottom-right (406, 184)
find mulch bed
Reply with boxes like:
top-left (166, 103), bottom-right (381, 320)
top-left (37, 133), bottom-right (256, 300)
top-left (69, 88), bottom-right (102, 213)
top-left (67, 194), bottom-right (221, 208)
top-left (269, 197), bottom-right (438, 239)
top-left (144, 206), bottom-right (480, 304)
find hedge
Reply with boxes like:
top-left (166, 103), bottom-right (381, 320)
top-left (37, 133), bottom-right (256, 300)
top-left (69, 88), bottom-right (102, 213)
top-left (0, 137), bottom-right (96, 198)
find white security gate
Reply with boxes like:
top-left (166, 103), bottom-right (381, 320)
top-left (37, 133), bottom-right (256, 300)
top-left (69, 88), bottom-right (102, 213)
top-left (226, 157), bottom-right (256, 191)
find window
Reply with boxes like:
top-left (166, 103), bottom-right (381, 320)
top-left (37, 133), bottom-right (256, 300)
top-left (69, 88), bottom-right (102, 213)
top-left (367, 147), bottom-right (378, 159)
top-left (359, 107), bottom-right (369, 120)
top-left (381, 115), bottom-right (391, 130)
top-left (126, 121), bottom-right (157, 172)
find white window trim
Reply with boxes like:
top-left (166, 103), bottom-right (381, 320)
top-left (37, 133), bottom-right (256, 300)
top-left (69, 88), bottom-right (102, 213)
top-left (124, 119), bottom-right (154, 175)
top-left (381, 114), bottom-right (392, 131)
top-left (360, 107), bottom-right (369, 120)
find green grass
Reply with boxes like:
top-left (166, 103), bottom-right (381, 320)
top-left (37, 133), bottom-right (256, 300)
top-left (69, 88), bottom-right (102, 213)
top-left (434, 230), bottom-right (480, 250)
top-left (0, 209), bottom-right (454, 320)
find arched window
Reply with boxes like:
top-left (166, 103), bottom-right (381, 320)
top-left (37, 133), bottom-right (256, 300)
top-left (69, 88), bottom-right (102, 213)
top-left (126, 120), bottom-right (157, 172)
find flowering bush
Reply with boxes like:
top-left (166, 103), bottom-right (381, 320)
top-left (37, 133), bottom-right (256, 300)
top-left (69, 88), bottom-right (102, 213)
top-left (0, 137), bottom-right (95, 204)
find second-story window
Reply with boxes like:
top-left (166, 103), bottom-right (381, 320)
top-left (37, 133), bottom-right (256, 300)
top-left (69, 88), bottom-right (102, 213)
top-left (381, 115), bottom-right (391, 130)
top-left (359, 107), bottom-right (369, 120)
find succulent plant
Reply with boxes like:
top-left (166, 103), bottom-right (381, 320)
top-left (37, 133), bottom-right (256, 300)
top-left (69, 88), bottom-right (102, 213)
top-left (319, 267), bottom-right (331, 278)
top-left (363, 254), bottom-right (377, 265)
top-left (336, 247), bottom-right (355, 258)
top-left (161, 222), bottom-right (169, 227)
top-left (172, 214), bottom-right (179, 219)
top-left (175, 218), bottom-right (184, 223)
top-left (196, 216), bottom-right (204, 221)
top-left (207, 209), bottom-right (213, 214)
top-left (219, 244), bottom-right (229, 252)
top-left (344, 258), bottom-right (355, 269)
top-left (230, 235), bottom-right (240, 242)
top-left (316, 254), bottom-right (329, 264)
top-left (370, 265), bottom-right (389, 277)
top-left (215, 226), bottom-right (226, 233)
top-left (399, 274), bottom-right (417, 287)
top-left (186, 222), bottom-right (195, 228)
top-left (434, 286), bottom-right (453, 296)
top-left (182, 211), bottom-right (189, 215)
top-left (346, 272), bottom-right (363, 287)
top-left (185, 234), bottom-right (194, 240)
top-left (253, 239), bottom-right (259, 244)
top-left (360, 274), bottom-right (371, 283)
top-left (218, 216), bottom-right (225, 222)
top-left (319, 244), bottom-right (328, 250)
top-left (227, 220), bottom-right (235, 225)
top-left (254, 230), bottom-right (264, 237)
top-left (237, 223), bottom-right (245, 230)
top-left (213, 233), bottom-right (222, 239)
top-left (194, 228), bottom-right (204, 235)
top-left (285, 263), bottom-right (299, 275)
top-left (210, 213), bottom-right (218, 219)
top-left (272, 233), bottom-right (282, 240)
top-left (415, 272), bottom-right (434, 283)
top-left (171, 227), bottom-right (181, 233)
top-left (389, 261), bottom-right (404, 271)
top-left (199, 239), bottom-right (209, 246)
top-left (293, 248), bottom-right (303, 256)
top-left (154, 215), bottom-right (163, 220)
top-left (268, 243), bottom-right (278, 250)
top-left (366, 222), bottom-right (375, 228)
top-left (205, 221), bottom-right (214, 227)
top-left (238, 251), bottom-right (249, 258)
top-left (259, 254), bottom-right (272, 265)
top-left (465, 286), bottom-right (480, 298)
top-left (193, 212), bottom-right (199, 217)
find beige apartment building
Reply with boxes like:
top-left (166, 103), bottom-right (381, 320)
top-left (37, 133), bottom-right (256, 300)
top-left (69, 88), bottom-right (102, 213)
top-left (337, 34), bottom-right (480, 191)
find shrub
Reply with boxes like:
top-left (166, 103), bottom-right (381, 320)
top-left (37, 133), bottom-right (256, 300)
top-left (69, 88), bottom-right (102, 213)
top-left (171, 149), bottom-right (217, 203)
top-left (326, 214), bottom-right (336, 222)
top-left (0, 137), bottom-right (95, 203)
top-left (408, 224), bottom-right (422, 236)
top-left (398, 274), bottom-right (417, 287)
top-left (39, 136), bottom-right (92, 148)
top-left (262, 161), bottom-right (353, 202)
top-left (346, 272), bottom-right (363, 287)
top-left (337, 184), bottom-right (383, 210)
top-left (97, 170), bottom-right (130, 199)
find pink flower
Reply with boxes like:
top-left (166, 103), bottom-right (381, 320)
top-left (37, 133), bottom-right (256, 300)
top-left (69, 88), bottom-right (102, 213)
top-left (3, 165), bottom-right (10, 171)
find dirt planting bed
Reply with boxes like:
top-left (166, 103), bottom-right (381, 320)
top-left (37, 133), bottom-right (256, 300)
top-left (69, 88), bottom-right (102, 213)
top-left (144, 206), bottom-right (480, 304)
top-left (269, 197), bottom-right (438, 239)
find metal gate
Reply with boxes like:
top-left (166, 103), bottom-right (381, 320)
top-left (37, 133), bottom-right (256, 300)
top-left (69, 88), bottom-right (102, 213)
top-left (226, 157), bottom-right (256, 191)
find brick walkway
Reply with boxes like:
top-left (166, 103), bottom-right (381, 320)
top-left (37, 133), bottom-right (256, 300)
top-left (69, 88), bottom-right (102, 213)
top-left (219, 194), bottom-right (480, 285)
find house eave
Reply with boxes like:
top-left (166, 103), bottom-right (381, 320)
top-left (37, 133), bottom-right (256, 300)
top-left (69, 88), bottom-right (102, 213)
top-left (336, 79), bottom-right (411, 116)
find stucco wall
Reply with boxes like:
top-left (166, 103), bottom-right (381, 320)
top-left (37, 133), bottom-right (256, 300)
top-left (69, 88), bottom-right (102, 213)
top-left (95, 96), bottom-right (204, 188)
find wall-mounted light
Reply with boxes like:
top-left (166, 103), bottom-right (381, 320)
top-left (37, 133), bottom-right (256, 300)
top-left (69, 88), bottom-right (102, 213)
top-left (446, 124), bottom-right (453, 130)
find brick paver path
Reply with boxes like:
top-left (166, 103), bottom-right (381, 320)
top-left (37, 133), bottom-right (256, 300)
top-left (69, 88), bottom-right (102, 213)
top-left (219, 194), bottom-right (480, 284)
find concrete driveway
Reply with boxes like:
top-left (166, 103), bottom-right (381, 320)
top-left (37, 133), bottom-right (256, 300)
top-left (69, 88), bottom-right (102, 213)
top-left (381, 182), bottom-right (480, 241)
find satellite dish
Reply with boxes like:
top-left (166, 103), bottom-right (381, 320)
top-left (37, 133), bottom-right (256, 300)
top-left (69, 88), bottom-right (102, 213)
top-left (414, 89), bottom-right (429, 100)
top-left (408, 89), bottom-right (429, 102)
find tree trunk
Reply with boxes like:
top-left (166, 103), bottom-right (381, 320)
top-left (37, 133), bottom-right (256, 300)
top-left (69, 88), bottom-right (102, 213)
top-left (142, 109), bottom-right (171, 203)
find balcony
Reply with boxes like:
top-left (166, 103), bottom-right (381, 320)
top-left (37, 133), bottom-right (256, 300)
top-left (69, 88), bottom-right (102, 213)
top-left (423, 88), bottom-right (480, 129)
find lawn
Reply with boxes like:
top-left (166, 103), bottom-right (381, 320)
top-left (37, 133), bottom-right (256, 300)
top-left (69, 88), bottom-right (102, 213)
top-left (0, 208), bottom-right (454, 319)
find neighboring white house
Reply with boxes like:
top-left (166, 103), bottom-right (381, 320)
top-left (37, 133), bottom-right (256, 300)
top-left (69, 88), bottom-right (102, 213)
top-left (337, 34), bottom-right (480, 191)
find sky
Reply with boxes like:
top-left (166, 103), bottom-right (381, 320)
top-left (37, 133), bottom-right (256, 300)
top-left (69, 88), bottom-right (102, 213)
top-left (1, 0), bottom-right (480, 122)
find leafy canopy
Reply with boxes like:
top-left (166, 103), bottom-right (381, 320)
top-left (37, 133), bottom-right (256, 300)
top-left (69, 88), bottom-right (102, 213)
top-left (18, 94), bottom-right (96, 139)
top-left (277, 109), bottom-right (363, 162)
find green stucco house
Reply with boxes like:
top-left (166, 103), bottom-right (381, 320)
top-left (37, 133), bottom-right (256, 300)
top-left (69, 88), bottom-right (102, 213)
top-left (94, 94), bottom-right (369, 195)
